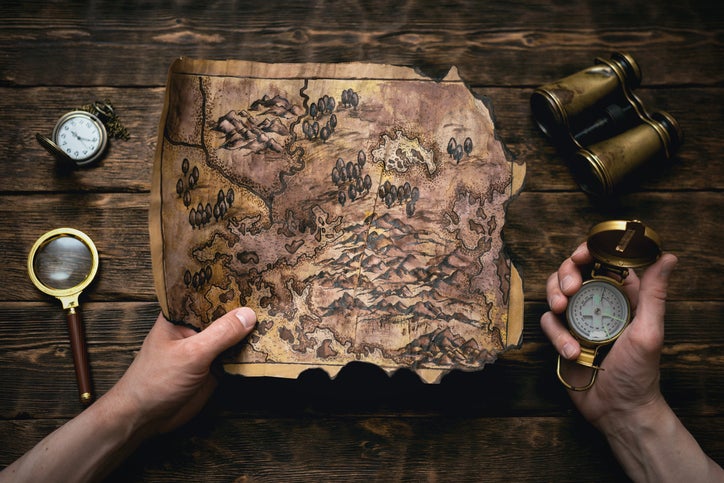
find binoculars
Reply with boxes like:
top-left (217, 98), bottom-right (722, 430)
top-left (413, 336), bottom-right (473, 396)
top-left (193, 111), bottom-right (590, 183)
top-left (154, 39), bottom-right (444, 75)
top-left (531, 52), bottom-right (682, 196)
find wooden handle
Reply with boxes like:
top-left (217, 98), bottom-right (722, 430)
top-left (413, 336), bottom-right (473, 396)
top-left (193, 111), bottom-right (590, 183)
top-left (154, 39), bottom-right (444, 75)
top-left (66, 308), bottom-right (93, 405)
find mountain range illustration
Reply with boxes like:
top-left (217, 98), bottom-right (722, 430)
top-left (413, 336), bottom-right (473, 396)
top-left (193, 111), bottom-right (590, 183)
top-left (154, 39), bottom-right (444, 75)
top-left (311, 212), bottom-right (481, 329)
top-left (402, 326), bottom-right (495, 367)
top-left (213, 94), bottom-right (304, 154)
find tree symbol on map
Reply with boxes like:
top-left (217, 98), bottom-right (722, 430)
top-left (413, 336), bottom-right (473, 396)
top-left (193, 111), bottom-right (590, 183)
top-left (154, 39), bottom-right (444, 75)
top-left (151, 59), bottom-right (525, 383)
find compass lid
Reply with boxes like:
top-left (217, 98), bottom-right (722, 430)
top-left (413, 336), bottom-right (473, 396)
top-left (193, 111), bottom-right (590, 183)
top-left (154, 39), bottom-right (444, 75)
top-left (587, 220), bottom-right (662, 269)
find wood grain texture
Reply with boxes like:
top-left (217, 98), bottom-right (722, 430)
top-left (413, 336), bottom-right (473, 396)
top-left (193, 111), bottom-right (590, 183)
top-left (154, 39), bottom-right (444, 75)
top-left (0, 301), bottom-right (720, 421)
top-left (1, 2), bottom-right (721, 88)
top-left (2, 85), bottom-right (721, 194)
top-left (1, 192), bottom-right (721, 302)
top-left (0, 0), bottom-right (722, 480)
top-left (1, 415), bottom-right (721, 482)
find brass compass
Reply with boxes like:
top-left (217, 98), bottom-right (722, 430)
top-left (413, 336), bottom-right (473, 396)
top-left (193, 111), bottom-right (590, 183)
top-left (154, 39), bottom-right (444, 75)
top-left (557, 220), bottom-right (662, 391)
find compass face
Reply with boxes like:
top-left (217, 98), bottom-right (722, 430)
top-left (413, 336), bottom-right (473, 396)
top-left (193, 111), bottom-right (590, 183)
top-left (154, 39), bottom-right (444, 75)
top-left (566, 279), bottom-right (631, 344)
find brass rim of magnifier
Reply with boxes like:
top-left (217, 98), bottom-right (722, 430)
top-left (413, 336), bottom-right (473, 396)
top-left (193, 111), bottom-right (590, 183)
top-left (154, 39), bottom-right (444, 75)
top-left (27, 228), bottom-right (99, 298)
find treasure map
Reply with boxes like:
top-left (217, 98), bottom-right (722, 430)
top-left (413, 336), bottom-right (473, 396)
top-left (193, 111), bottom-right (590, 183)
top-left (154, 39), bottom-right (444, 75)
top-left (150, 58), bottom-right (525, 383)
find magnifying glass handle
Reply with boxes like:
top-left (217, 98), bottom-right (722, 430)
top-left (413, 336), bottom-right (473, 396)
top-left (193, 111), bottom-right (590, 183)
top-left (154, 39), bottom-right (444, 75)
top-left (66, 307), bottom-right (93, 405)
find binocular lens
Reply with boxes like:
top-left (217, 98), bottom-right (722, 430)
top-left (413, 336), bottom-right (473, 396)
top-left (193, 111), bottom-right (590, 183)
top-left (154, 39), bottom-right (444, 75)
top-left (531, 52), bottom-right (682, 196)
top-left (571, 111), bottom-right (682, 196)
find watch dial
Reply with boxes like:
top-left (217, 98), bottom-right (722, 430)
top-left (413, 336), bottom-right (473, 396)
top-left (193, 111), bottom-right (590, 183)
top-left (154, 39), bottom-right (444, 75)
top-left (55, 114), bottom-right (103, 161)
top-left (567, 280), bottom-right (630, 343)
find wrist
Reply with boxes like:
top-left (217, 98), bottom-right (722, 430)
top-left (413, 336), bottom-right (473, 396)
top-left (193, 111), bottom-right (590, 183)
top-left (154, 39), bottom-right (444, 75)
top-left (595, 397), bottom-right (722, 482)
top-left (1, 387), bottom-right (155, 483)
top-left (596, 397), bottom-right (673, 481)
top-left (98, 382), bottom-right (158, 443)
top-left (594, 393), bottom-right (670, 439)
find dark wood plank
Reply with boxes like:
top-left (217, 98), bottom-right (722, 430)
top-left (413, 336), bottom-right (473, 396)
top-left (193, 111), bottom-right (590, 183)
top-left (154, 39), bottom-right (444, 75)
top-left (1, 191), bottom-right (721, 303)
top-left (490, 86), bottom-right (724, 192)
top-left (0, 193), bottom-right (154, 302)
top-left (505, 191), bottom-right (724, 302)
top-left (1, 415), bottom-right (721, 482)
top-left (1, 85), bottom-right (721, 194)
top-left (1, 1), bottom-right (721, 480)
top-left (0, 87), bottom-right (164, 193)
top-left (0, 302), bottom-right (157, 419)
top-left (0, 301), bottom-right (720, 420)
top-left (1, 1), bottom-right (721, 87)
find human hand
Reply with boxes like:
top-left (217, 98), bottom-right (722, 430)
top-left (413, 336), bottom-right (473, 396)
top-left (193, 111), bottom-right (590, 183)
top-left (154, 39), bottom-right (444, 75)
top-left (106, 307), bottom-right (257, 435)
top-left (540, 242), bottom-right (678, 429)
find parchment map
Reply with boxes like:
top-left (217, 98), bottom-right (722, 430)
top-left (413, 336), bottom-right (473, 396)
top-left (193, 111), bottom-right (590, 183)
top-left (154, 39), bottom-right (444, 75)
top-left (150, 59), bottom-right (525, 383)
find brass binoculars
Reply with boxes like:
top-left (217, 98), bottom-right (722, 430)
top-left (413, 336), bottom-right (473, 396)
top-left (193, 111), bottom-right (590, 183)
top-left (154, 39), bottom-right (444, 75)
top-left (531, 52), bottom-right (682, 196)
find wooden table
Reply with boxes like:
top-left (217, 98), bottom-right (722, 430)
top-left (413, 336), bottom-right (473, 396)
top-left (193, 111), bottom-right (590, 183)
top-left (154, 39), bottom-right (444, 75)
top-left (1, 1), bottom-right (721, 481)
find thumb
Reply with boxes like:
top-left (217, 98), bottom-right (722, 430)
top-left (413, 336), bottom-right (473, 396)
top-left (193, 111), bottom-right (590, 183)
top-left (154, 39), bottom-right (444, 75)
top-left (631, 253), bottom-right (678, 346)
top-left (189, 307), bottom-right (257, 366)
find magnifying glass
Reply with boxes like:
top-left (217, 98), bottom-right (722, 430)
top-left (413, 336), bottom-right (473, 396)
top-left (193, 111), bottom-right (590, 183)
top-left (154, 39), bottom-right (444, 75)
top-left (27, 228), bottom-right (99, 405)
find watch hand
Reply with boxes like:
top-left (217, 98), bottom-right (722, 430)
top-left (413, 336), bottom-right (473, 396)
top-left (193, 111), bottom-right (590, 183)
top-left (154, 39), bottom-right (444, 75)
top-left (71, 131), bottom-right (90, 148)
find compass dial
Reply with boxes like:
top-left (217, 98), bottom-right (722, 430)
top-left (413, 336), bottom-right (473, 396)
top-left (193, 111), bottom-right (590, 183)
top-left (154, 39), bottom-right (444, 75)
top-left (566, 279), bottom-right (630, 343)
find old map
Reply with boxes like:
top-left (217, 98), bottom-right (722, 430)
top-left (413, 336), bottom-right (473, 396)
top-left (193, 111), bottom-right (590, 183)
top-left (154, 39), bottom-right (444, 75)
top-left (150, 59), bottom-right (525, 383)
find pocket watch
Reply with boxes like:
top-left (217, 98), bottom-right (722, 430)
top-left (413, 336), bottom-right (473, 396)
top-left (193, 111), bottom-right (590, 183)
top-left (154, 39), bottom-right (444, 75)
top-left (35, 102), bottom-right (113, 167)
top-left (557, 220), bottom-right (661, 391)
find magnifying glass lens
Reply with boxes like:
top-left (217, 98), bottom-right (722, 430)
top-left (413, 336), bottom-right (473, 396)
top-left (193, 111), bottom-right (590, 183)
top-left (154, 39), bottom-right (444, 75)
top-left (28, 228), bottom-right (99, 405)
top-left (33, 236), bottom-right (94, 290)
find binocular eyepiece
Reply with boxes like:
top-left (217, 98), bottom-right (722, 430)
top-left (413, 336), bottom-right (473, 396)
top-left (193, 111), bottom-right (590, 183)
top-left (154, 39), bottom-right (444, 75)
top-left (531, 52), bottom-right (682, 196)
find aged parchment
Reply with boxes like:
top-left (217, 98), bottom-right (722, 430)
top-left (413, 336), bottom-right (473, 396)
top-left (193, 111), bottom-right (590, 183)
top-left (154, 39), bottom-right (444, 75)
top-left (150, 58), bottom-right (525, 383)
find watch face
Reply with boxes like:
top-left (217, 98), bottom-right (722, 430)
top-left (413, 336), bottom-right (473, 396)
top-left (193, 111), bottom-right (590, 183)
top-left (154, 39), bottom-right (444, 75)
top-left (52, 111), bottom-right (107, 163)
top-left (566, 279), bottom-right (631, 344)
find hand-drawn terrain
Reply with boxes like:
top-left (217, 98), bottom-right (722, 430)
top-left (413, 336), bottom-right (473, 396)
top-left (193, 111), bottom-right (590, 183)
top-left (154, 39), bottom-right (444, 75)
top-left (151, 59), bottom-right (525, 382)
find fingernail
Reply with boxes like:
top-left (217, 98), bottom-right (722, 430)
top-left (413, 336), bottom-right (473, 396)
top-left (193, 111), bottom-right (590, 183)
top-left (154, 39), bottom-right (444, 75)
top-left (235, 308), bottom-right (257, 330)
top-left (572, 244), bottom-right (586, 258)
top-left (562, 342), bottom-right (576, 360)
top-left (561, 275), bottom-right (574, 293)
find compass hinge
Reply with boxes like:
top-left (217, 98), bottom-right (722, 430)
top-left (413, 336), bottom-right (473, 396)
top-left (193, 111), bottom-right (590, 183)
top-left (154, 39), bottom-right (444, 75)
top-left (591, 263), bottom-right (628, 283)
top-left (576, 346), bottom-right (599, 367)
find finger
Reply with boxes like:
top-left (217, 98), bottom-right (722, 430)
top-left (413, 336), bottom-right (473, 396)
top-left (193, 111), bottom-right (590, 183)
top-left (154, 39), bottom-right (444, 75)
top-left (557, 255), bottom-right (584, 297)
top-left (187, 307), bottom-right (258, 366)
top-left (630, 253), bottom-right (677, 347)
top-left (546, 271), bottom-right (567, 314)
top-left (570, 241), bottom-right (593, 265)
top-left (547, 242), bottom-right (591, 312)
top-left (558, 242), bottom-right (593, 296)
top-left (540, 310), bottom-right (580, 360)
top-left (622, 268), bottom-right (641, 309)
top-left (152, 312), bottom-right (200, 341)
